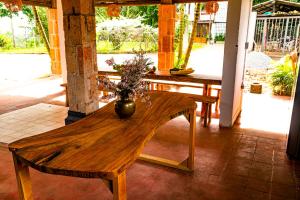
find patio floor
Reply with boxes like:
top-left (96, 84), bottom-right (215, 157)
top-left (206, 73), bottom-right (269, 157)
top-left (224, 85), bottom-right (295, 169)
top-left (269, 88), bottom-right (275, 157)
top-left (0, 76), bottom-right (299, 200)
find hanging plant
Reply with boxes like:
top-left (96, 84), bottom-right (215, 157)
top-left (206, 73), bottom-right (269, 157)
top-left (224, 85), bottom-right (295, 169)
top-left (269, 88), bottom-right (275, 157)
top-left (205, 1), bottom-right (219, 14)
top-left (4, 0), bottom-right (22, 12)
top-left (107, 4), bottom-right (121, 17)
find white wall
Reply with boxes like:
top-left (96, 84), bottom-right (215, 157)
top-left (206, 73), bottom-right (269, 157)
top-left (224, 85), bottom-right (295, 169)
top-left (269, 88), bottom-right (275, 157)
top-left (247, 12), bottom-right (257, 51)
top-left (220, 0), bottom-right (252, 127)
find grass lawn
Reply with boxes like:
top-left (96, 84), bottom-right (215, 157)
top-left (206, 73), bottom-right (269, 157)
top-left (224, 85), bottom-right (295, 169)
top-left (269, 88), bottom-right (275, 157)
top-left (0, 47), bottom-right (47, 54)
top-left (192, 43), bottom-right (205, 50)
top-left (96, 41), bottom-right (158, 54)
top-left (0, 42), bottom-right (205, 54)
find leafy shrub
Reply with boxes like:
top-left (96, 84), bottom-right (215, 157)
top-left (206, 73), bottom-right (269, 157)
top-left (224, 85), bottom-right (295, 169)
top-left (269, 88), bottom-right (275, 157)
top-left (97, 28), bottom-right (110, 41)
top-left (214, 34), bottom-right (225, 42)
top-left (25, 38), bottom-right (37, 48)
top-left (97, 18), bottom-right (158, 51)
top-left (0, 34), bottom-right (12, 49)
top-left (109, 28), bottom-right (124, 50)
top-left (270, 60), bottom-right (295, 96)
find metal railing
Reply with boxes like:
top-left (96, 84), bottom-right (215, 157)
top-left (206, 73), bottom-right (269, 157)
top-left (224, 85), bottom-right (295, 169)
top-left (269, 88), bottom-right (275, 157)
top-left (254, 16), bottom-right (300, 53)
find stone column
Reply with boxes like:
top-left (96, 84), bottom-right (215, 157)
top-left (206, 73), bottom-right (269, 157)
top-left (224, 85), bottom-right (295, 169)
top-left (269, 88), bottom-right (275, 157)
top-left (48, 9), bottom-right (62, 74)
top-left (158, 5), bottom-right (175, 71)
top-left (61, 0), bottom-right (99, 124)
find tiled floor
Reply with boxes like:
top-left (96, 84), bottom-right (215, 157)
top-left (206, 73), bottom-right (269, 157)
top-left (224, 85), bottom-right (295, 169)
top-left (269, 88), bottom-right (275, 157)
top-left (0, 116), bottom-right (298, 200)
top-left (0, 76), bottom-right (65, 115)
top-left (0, 103), bottom-right (67, 145)
top-left (0, 76), bottom-right (299, 199)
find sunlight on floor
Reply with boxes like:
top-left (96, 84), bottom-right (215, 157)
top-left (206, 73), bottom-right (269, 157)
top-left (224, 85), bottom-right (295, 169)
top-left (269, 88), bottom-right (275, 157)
top-left (0, 54), bottom-right (51, 81)
top-left (240, 93), bottom-right (292, 135)
top-left (1, 77), bottom-right (63, 98)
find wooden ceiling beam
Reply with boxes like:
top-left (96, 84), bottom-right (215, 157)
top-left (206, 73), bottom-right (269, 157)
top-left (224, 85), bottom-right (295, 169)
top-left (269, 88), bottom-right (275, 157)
top-left (0, 0), bottom-right (227, 8)
top-left (0, 0), bottom-right (54, 8)
top-left (95, 0), bottom-right (227, 7)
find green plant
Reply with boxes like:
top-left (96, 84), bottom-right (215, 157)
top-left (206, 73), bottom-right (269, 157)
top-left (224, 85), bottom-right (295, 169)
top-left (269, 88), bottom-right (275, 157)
top-left (270, 63), bottom-right (295, 96)
top-left (0, 34), bottom-right (12, 49)
top-left (109, 29), bottom-right (123, 50)
top-left (214, 33), bottom-right (225, 42)
top-left (25, 38), bottom-right (36, 48)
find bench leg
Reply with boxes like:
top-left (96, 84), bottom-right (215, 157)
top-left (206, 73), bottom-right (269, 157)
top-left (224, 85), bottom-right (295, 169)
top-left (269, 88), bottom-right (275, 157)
top-left (187, 109), bottom-right (196, 170)
top-left (12, 153), bottom-right (33, 200)
top-left (215, 90), bottom-right (221, 113)
top-left (113, 171), bottom-right (127, 200)
top-left (208, 103), bottom-right (212, 124)
top-left (203, 103), bottom-right (208, 127)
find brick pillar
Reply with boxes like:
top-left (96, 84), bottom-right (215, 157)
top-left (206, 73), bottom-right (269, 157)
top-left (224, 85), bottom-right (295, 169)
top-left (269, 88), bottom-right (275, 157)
top-left (61, 0), bottom-right (99, 124)
top-left (47, 9), bottom-right (62, 74)
top-left (158, 5), bottom-right (175, 71)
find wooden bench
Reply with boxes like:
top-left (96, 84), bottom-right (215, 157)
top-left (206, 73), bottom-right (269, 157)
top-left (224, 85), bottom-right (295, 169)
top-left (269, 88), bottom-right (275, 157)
top-left (9, 91), bottom-right (197, 200)
top-left (187, 94), bottom-right (218, 127)
top-left (151, 80), bottom-right (220, 108)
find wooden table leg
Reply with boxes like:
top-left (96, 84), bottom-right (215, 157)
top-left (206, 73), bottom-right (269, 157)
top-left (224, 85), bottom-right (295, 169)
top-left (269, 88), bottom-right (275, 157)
top-left (187, 109), bottom-right (196, 170)
top-left (113, 171), bottom-right (127, 200)
top-left (12, 153), bottom-right (33, 200)
top-left (201, 84), bottom-right (209, 116)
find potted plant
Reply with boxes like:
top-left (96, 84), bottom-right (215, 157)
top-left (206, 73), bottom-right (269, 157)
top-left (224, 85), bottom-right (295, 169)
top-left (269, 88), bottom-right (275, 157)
top-left (98, 51), bottom-right (153, 118)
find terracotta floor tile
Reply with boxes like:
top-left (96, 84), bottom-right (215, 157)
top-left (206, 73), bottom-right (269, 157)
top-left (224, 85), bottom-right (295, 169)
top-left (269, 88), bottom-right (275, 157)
top-left (246, 178), bottom-right (271, 193)
top-left (271, 182), bottom-right (298, 199)
top-left (243, 189), bottom-right (269, 200)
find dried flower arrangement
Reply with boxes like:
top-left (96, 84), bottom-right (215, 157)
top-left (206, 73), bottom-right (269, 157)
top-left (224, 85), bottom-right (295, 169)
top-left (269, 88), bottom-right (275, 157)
top-left (97, 51), bottom-right (153, 105)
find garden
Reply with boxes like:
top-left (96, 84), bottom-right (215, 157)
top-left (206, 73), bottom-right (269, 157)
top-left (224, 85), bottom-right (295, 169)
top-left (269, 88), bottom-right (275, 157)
top-left (244, 51), bottom-right (298, 97)
top-left (0, 3), bottom-right (206, 56)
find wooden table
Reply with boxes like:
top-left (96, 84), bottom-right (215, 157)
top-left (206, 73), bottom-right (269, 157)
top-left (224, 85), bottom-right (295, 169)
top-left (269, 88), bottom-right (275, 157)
top-left (9, 91), bottom-right (197, 200)
top-left (99, 70), bottom-right (222, 124)
top-left (98, 70), bottom-right (222, 96)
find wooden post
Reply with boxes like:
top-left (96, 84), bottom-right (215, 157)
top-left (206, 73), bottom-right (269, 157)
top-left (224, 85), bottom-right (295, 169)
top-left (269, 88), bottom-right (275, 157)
top-left (47, 8), bottom-right (62, 75)
top-left (12, 153), bottom-right (33, 200)
top-left (158, 5), bottom-right (175, 71)
top-left (61, 0), bottom-right (99, 124)
top-left (113, 171), bottom-right (127, 200)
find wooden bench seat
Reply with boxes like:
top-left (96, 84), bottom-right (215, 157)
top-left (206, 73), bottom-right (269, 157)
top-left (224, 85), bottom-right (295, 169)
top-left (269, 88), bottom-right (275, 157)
top-left (163, 92), bottom-right (217, 127)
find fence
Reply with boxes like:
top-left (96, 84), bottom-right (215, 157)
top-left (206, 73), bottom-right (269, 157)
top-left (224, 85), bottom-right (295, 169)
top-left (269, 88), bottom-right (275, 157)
top-left (254, 16), bottom-right (300, 53)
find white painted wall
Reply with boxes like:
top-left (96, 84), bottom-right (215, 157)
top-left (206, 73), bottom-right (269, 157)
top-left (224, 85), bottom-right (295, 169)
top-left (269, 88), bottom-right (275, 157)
top-left (247, 12), bottom-right (257, 51)
top-left (220, 0), bottom-right (252, 127)
top-left (57, 0), bottom-right (67, 83)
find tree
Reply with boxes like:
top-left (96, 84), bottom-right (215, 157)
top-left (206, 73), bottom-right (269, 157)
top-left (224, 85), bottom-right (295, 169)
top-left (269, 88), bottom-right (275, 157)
top-left (0, 3), bottom-right (18, 47)
top-left (176, 4), bottom-right (186, 67)
top-left (95, 7), bottom-right (108, 23)
top-left (138, 6), bottom-right (158, 28)
top-left (121, 6), bottom-right (158, 27)
top-left (0, 3), bottom-right (49, 52)
top-left (95, 6), bottom-right (158, 27)
top-left (183, 3), bottom-right (201, 69)
top-left (32, 6), bottom-right (50, 54)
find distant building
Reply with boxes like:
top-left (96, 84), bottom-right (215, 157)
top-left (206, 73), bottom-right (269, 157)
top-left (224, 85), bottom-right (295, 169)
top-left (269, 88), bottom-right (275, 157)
top-left (252, 0), bottom-right (300, 53)
top-left (187, 2), bottom-right (228, 43)
top-left (253, 0), bottom-right (300, 17)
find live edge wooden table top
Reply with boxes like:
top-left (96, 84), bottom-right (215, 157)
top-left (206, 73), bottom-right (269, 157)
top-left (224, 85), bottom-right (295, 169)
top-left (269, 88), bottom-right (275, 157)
top-left (9, 91), bottom-right (197, 200)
